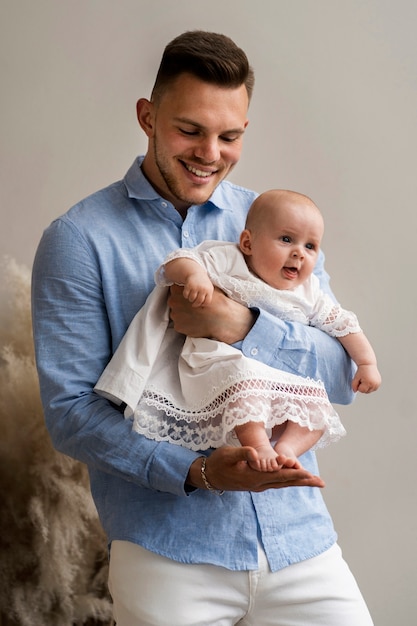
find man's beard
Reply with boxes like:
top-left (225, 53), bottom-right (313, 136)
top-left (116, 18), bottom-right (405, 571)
top-left (153, 136), bottom-right (221, 207)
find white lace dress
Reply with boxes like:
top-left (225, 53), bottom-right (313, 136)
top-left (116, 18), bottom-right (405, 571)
top-left (95, 241), bottom-right (359, 451)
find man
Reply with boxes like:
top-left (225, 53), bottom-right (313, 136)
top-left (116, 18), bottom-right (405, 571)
top-left (32, 31), bottom-right (373, 625)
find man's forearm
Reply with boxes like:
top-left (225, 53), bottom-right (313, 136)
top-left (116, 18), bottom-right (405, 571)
top-left (240, 307), bottom-right (356, 405)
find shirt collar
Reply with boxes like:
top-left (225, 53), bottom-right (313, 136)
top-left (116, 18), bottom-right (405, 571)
top-left (124, 156), bottom-right (160, 201)
top-left (124, 156), bottom-right (233, 212)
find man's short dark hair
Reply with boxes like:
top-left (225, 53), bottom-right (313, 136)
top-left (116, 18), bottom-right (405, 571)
top-left (151, 30), bottom-right (255, 102)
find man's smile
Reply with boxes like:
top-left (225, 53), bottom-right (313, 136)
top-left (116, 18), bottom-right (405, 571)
top-left (184, 163), bottom-right (215, 178)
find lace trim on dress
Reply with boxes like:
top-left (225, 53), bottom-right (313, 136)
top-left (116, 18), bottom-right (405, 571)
top-left (317, 305), bottom-right (362, 337)
top-left (132, 373), bottom-right (346, 451)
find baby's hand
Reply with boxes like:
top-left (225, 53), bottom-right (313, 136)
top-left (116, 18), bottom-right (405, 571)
top-left (183, 273), bottom-right (214, 307)
top-left (352, 364), bottom-right (382, 394)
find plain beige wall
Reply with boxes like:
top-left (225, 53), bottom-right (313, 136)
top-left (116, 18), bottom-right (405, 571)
top-left (1, 1), bottom-right (416, 623)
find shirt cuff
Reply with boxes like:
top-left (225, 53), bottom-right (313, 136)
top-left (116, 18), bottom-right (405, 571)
top-left (147, 440), bottom-right (201, 496)
top-left (239, 307), bottom-right (290, 368)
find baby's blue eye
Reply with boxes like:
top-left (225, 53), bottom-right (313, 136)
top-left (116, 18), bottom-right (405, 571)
top-left (281, 236), bottom-right (291, 243)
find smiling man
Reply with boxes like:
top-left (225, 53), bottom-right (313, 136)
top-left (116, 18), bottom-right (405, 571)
top-left (137, 73), bottom-right (249, 215)
top-left (32, 31), bottom-right (374, 625)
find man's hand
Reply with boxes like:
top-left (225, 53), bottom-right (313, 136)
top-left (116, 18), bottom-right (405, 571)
top-left (187, 446), bottom-right (325, 492)
top-left (168, 284), bottom-right (256, 344)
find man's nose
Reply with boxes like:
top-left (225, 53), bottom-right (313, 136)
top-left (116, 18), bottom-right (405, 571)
top-left (194, 137), bottom-right (220, 163)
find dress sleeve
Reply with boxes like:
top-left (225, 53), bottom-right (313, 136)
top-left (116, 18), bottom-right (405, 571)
top-left (306, 276), bottom-right (362, 338)
top-left (310, 300), bottom-right (362, 337)
top-left (154, 241), bottom-right (235, 287)
top-left (154, 248), bottom-right (207, 286)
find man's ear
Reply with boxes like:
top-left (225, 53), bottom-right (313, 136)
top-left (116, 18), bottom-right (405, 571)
top-left (239, 229), bottom-right (253, 255)
top-left (136, 98), bottom-right (155, 137)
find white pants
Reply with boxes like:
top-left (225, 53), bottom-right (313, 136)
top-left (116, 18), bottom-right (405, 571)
top-left (108, 540), bottom-right (373, 626)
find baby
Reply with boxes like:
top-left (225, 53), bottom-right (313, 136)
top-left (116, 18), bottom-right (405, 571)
top-left (158, 189), bottom-right (381, 468)
top-left (95, 190), bottom-right (381, 471)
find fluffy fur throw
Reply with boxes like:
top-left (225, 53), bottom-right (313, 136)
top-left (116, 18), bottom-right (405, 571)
top-left (0, 258), bottom-right (113, 626)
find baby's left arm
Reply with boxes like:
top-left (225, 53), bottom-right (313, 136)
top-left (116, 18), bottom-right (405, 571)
top-left (338, 332), bottom-right (382, 394)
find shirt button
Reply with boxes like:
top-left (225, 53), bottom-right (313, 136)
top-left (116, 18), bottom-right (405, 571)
top-left (250, 347), bottom-right (258, 356)
top-left (183, 231), bottom-right (190, 238)
top-left (161, 201), bottom-right (167, 208)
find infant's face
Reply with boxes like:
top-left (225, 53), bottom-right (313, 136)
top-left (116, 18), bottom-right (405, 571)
top-left (242, 198), bottom-right (323, 290)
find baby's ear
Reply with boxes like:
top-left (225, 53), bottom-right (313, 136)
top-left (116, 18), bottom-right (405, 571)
top-left (239, 229), bottom-right (253, 255)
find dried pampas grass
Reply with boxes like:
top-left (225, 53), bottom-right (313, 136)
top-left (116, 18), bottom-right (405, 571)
top-left (0, 257), bottom-right (113, 626)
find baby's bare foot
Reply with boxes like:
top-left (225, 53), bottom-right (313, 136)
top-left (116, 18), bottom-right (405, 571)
top-left (275, 453), bottom-right (302, 470)
top-left (247, 444), bottom-right (281, 472)
top-left (273, 443), bottom-right (303, 469)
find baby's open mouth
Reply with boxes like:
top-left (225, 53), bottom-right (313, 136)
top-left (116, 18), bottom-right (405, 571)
top-left (283, 267), bottom-right (298, 278)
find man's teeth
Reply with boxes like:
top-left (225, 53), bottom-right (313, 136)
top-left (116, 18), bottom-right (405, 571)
top-left (186, 165), bottom-right (212, 178)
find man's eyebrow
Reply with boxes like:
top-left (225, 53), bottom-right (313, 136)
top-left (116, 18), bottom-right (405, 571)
top-left (173, 117), bottom-right (246, 134)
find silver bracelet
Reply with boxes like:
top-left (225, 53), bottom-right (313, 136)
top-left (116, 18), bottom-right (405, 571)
top-left (200, 456), bottom-right (224, 496)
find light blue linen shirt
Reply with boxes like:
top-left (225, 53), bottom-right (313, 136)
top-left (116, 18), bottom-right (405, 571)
top-left (32, 156), bottom-right (355, 572)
